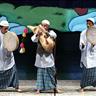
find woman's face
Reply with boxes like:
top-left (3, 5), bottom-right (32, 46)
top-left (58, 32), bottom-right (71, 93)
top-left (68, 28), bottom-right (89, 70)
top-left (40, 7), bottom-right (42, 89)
top-left (1, 26), bottom-right (8, 34)
top-left (87, 20), bottom-right (94, 28)
top-left (42, 24), bottom-right (49, 30)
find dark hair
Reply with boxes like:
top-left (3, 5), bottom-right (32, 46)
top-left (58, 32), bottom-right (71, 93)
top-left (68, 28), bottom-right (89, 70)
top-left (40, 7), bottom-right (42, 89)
top-left (87, 20), bottom-right (94, 25)
top-left (0, 26), bottom-right (3, 29)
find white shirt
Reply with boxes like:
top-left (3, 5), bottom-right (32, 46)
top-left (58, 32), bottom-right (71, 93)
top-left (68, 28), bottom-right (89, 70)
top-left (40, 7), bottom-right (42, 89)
top-left (79, 29), bottom-right (96, 68)
top-left (31, 30), bottom-right (57, 68)
top-left (0, 31), bottom-right (15, 71)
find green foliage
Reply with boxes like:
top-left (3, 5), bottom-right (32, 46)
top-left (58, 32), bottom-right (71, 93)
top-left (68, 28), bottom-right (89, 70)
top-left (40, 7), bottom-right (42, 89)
top-left (0, 3), bottom-right (78, 32)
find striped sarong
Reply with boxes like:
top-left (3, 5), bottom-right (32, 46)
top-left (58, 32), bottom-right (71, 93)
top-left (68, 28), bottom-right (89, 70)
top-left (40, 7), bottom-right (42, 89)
top-left (0, 65), bottom-right (19, 89)
top-left (36, 66), bottom-right (57, 90)
top-left (80, 65), bottom-right (96, 88)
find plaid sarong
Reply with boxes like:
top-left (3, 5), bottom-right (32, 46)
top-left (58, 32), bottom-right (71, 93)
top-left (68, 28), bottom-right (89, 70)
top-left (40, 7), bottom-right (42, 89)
top-left (80, 65), bottom-right (96, 88)
top-left (0, 65), bottom-right (19, 89)
top-left (36, 66), bottom-right (57, 90)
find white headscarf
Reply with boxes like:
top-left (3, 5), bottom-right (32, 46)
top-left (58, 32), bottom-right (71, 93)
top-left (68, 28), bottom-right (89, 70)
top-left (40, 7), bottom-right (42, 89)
top-left (41, 19), bottom-right (50, 25)
top-left (87, 18), bottom-right (95, 24)
top-left (0, 20), bottom-right (9, 26)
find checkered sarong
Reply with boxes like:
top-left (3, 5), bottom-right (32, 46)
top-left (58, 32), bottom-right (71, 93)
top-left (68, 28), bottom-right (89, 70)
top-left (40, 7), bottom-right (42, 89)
top-left (0, 65), bottom-right (19, 89)
top-left (36, 66), bottom-right (56, 90)
top-left (80, 65), bottom-right (96, 88)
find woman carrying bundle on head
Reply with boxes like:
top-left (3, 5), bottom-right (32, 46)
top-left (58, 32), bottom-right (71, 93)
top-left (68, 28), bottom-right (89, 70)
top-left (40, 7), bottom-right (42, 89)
top-left (28, 19), bottom-right (58, 93)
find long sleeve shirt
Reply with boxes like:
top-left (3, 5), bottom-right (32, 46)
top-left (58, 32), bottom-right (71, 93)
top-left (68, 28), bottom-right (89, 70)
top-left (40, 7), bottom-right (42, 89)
top-left (31, 30), bottom-right (57, 68)
top-left (0, 31), bottom-right (15, 71)
top-left (79, 29), bottom-right (96, 68)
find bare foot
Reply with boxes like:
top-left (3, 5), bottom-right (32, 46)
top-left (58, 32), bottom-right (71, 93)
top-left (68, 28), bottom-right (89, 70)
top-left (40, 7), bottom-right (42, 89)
top-left (79, 88), bottom-right (84, 92)
top-left (36, 90), bottom-right (40, 94)
top-left (54, 88), bottom-right (60, 93)
top-left (15, 88), bottom-right (22, 92)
